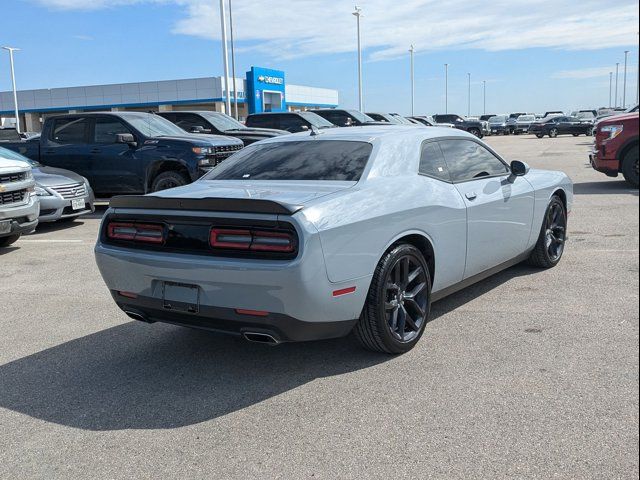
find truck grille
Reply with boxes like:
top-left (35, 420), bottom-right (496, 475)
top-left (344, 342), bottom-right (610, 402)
top-left (211, 144), bottom-right (243, 161)
top-left (0, 188), bottom-right (27, 205)
top-left (49, 183), bottom-right (87, 199)
top-left (0, 171), bottom-right (28, 183)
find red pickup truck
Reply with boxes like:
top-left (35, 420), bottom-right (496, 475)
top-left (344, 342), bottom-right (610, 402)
top-left (590, 112), bottom-right (639, 188)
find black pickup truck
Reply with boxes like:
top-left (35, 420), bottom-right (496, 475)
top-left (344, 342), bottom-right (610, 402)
top-left (432, 114), bottom-right (484, 137)
top-left (0, 112), bottom-right (243, 195)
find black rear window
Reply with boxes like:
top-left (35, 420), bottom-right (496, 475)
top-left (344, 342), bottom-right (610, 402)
top-left (205, 140), bottom-right (372, 181)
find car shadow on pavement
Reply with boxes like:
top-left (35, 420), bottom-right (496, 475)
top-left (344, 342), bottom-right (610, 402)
top-left (429, 264), bottom-right (537, 322)
top-left (573, 180), bottom-right (638, 196)
top-left (0, 321), bottom-right (388, 431)
top-left (28, 219), bottom-right (87, 235)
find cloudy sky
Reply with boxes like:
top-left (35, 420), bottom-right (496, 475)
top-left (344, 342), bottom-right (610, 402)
top-left (1, 0), bottom-right (639, 114)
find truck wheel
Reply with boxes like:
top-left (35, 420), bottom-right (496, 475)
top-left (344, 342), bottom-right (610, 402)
top-left (468, 128), bottom-right (481, 138)
top-left (622, 145), bottom-right (639, 188)
top-left (151, 171), bottom-right (190, 192)
top-left (0, 234), bottom-right (20, 248)
top-left (353, 244), bottom-right (431, 354)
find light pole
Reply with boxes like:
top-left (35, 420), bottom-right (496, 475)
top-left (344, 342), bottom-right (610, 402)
top-left (483, 80), bottom-right (486, 115)
top-left (2, 46), bottom-right (20, 133)
top-left (614, 62), bottom-right (619, 108)
top-left (353, 5), bottom-right (363, 111)
top-left (219, 0), bottom-right (231, 115)
top-left (609, 71), bottom-right (613, 107)
top-left (444, 63), bottom-right (449, 114)
top-left (622, 50), bottom-right (629, 108)
top-left (409, 44), bottom-right (415, 116)
top-left (228, 0), bottom-right (239, 119)
top-left (467, 72), bottom-right (471, 117)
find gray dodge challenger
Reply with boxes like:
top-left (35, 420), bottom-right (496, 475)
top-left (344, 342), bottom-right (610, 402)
top-left (95, 126), bottom-right (572, 353)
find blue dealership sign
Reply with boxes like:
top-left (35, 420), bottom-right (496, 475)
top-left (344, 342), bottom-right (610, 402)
top-left (246, 66), bottom-right (286, 114)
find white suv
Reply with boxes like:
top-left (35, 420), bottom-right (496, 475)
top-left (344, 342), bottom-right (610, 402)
top-left (0, 155), bottom-right (39, 248)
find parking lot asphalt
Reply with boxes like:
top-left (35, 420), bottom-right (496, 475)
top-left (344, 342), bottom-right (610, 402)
top-left (0, 135), bottom-right (638, 479)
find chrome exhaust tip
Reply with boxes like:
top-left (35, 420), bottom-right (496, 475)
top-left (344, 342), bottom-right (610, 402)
top-left (242, 331), bottom-right (280, 345)
top-left (124, 310), bottom-right (155, 323)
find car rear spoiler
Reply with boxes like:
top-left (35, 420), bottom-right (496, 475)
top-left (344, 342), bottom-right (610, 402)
top-left (109, 195), bottom-right (303, 215)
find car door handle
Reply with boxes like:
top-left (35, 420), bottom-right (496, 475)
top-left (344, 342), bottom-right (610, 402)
top-left (465, 192), bottom-right (477, 201)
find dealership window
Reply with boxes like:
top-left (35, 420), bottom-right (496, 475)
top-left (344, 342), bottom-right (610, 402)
top-left (94, 118), bottom-right (131, 144)
top-left (438, 139), bottom-right (509, 183)
top-left (419, 142), bottom-right (451, 182)
top-left (51, 117), bottom-right (88, 144)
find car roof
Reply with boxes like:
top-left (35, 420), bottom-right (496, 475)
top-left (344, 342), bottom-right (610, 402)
top-left (254, 125), bottom-right (470, 145)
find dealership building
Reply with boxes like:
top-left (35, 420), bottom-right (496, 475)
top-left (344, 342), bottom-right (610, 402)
top-left (0, 66), bottom-right (339, 132)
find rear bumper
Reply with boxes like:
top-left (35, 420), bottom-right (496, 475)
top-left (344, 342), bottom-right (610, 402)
top-left (113, 291), bottom-right (356, 342)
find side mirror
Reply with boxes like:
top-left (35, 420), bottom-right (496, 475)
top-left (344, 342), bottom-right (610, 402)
top-left (115, 133), bottom-right (137, 147)
top-left (300, 125), bottom-right (309, 131)
top-left (510, 160), bottom-right (530, 177)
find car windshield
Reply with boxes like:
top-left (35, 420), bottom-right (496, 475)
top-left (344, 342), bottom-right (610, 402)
top-left (204, 140), bottom-right (373, 181)
top-left (123, 114), bottom-right (191, 137)
top-left (576, 112), bottom-right (594, 119)
top-left (199, 112), bottom-right (246, 131)
top-left (297, 112), bottom-right (336, 128)
top-left (489, 116), bottom-right (506, 123)
top-left (625, 104), bottom-right (638, 113)
top-left (0, 146), bottom-right (39, 166)
top-left (518, 115), bottom-right (535, 121)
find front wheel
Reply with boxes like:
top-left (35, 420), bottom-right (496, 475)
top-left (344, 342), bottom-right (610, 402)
top-left (468, 128), bottom-right (482, 138)
top-left (528, 196), bottom-right (567, 268)
top-left (0, 234), bottom-right (20, 248)
top-left (151, 171), bottom-right (190, 192)
top-left (536, 133), bottom-right (544, 138)
top-left (353, 244), bottom-right (431, 354)
top-left (622, 145), bottom-right (639, 188)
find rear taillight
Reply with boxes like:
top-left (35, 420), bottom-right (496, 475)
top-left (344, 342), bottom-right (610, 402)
top-left (210, 227), bottom-right (296, 253)
top-left (107, 222), bottom-right (165, 244)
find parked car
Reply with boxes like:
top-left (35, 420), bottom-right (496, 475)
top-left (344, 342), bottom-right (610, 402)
top-left (310, 109), bottom-right (383, 127)
top-left (0, 153), bottom-right (38, 247)
top-left (0, 112), bottom-right (243, 196)
top-left (432, 114), bottom-right (484, 137)
top-left (528, 116), bottom-right (593, 138)
top-left (409, 116), bottom-right (448, 127)
top-left (479, 114), bottom-right (496, 121)
top-left (245, 111), bottom-right (335, 133)
top-left (570, 110), bottom-right (597, 121)
top-left (514, 114), bottom-right (536, 134)
top-left (590, 112), bottom-right (639, 187)
top-left (0, 147), bottom-right (95, 222)
top-left (488, 115), bottom-right (510, 135)
top-left (95, 125), bottom-right (572, 354)
top-left (156, 111), bottom-right (288, 146)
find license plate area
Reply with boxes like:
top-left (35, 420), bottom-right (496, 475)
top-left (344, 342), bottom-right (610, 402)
top-left (71, 198), bottom-right (85, 210)
top-left (0, 220), bottom-right (11, 235)
top-left (162, 282), bottom-right (199, 313)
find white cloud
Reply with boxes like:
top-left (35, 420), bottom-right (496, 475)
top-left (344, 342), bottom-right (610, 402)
top-left (34, 0), bottom-right (640, 61)
top-left (553, 65), bottom-right (638, 79)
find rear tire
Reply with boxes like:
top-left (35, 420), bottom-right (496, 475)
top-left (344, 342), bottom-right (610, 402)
top-left (549, 128), bottom-right (558, 138)
top-left (0, 234), bottom-right (20, 248)
top-left (353, 244), bottom-right (431, 354)
top-left (528, 196), bottom-right (567, 268)
top-left (151, 171), bottom-right (190, 192)
top-left (621, 145), bottom-right (639, 188)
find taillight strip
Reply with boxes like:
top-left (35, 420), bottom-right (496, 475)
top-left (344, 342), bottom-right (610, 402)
top-left (210, 227), bottom-right (295, 253)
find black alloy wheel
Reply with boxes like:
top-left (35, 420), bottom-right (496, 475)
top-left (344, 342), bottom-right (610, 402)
top-left (151, 171), bottom-right (189, 192)
top-left (354, 244), bottom-right (431, 353)
top-left (528, 196), bottom-right (567, 268)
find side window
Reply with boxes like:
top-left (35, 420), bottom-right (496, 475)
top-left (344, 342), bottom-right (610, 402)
top-left (419, 142), bottom-right (451, 182)
top-left (51, 117), bottom-right (88, 144)
top-left (174, 114), bottom-right (206, 132)
top-left (325, 112), bottom-right (351, 126)
top-left (279, 115), bottom-right (307, 132)
top-left (438, 139), bottom-right (509, 183)
top-left (94, 117), bottom-right (131, 144)
top-left (246, 115), bottom-right (271, 128)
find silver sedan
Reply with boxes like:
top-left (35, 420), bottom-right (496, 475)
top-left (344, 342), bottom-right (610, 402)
top-left (95, 126), bottom-right (572, 353)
